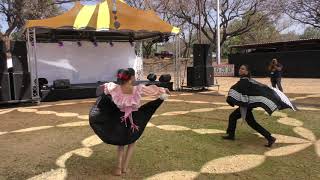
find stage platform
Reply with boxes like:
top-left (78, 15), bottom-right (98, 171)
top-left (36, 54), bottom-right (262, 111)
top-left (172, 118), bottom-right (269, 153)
top-left (41, 81), bottom-right (173, 102)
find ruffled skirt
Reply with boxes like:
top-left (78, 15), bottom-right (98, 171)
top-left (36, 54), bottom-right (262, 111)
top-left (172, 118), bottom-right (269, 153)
top-left (89, 94), bottom-right (163, 145)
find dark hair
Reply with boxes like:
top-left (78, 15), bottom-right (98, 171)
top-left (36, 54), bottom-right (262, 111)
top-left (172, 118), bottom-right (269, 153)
top-left (117, 68), bottom-right (135, 85)
top-left (240, 64), bottom-right (251, 78)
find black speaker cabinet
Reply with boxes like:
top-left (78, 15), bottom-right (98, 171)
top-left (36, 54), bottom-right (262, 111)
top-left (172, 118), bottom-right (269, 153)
top-left (147, 73), bottom-right (157, 81)
top-left (0, 72), bottom-right (11, 102)
top-left (10, 41), bottom-right (28, 73)
top-left (159, 74), bottom-right (172, 82)
top-left (0, 41), bottom-right (7, 73)
top-left (193, 44), bottom-right (213, 67)
top-left (53, 79), bottom-right (71, 89)
top-left (187, 67), bottom-right (205, 87)
top-left (205, 66), bottom-right (214, 86)
top-left (187, 66), bottom-right (214, 87)
top-left (12, 72), bottom-right (32, 100)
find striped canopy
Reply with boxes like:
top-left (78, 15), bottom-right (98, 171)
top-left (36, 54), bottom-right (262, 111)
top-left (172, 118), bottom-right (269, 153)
top-left (25, 0), bottom-right (179, 35)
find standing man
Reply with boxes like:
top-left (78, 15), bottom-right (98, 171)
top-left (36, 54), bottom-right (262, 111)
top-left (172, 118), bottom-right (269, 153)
top-left (268, 58), bottom-right (283, 92)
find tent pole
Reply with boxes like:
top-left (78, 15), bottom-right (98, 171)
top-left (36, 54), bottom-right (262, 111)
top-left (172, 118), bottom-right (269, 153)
top-left (176, 35), bottom-right (179, 90)
top-left (27, 28), bottom-right (37, 101)
top-left (139, 41), bottom-right (143, 81)
top-left (26, 29), bottom-right (31, 73)
top-left (174, 35), bottom-right (180, 91)
top-left (140, 41), bottom-right (143, 79)
top-left (173, 35), bottom-right (179, 91)
top-left (26, 28), bottom-right (33, 101)
top-left (216, 0), bottom-right (221, 64)
top-left (178, 35), bottom-right (181, 90)
top-left (32, 28), bottom-right (40, 102)
top-left (140, 41), bottom-right (143, 58)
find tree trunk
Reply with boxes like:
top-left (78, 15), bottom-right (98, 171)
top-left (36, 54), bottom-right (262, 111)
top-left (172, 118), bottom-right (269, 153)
top-left (2, 35), bottom-right (11, 59)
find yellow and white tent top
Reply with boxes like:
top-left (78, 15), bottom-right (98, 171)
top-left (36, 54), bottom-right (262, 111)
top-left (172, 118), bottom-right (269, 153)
top-left (25, 0), bottom-right (179, 34)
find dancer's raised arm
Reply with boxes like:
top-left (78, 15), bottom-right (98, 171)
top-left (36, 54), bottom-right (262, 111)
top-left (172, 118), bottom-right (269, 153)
top-left (139, 84), bottom-right (170, 96)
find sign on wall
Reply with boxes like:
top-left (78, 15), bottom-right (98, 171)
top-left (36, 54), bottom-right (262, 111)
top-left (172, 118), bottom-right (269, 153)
top-left (214, 64), bottom-right (234, 77)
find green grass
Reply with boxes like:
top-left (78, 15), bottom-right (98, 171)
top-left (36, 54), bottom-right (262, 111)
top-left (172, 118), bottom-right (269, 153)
top-left (286, 110), bottom-right (320, 138)
top-left (65, 106), bottom-right (320, 179)
top-left (1, 93), bottom-right (320, 179)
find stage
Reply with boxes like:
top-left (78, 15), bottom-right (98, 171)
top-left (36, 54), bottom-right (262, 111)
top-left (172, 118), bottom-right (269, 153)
top-left (40, 81), bottom-right (174, 102)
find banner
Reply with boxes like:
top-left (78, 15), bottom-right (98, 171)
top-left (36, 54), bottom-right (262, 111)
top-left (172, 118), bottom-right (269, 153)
top-left (36, 42), bottom-right (140, 84)
top-left (214, 64), bottom-right (234, 77)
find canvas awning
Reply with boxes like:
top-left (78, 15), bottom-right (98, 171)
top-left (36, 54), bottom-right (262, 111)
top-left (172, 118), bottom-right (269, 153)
top-left (25, 0), bottom-right (179, 40)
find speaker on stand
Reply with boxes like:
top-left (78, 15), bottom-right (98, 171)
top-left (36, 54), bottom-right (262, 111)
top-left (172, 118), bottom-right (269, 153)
top-left (11, 41), bottom-right (28, 73)
top-left (11, 72), bottom-right (32, 100)
top-left (159, 74), bottom-right (172, 82)
top-left (147, 73), bottom-right (157, 82)
top-left (193, 44), bottom-right (212, 67)
top-left (0, 41), bottom-right (11, 102)
top-left (0, 41), bottom-right (8, 73)
top-left (0, 72), bottom-right (11, 102)
top-left (186, 44), bottom-right (214, 89)
top-left (10, 41), bottom-right (32, 101)
top-left (53, 79), bottom-right (71, 89)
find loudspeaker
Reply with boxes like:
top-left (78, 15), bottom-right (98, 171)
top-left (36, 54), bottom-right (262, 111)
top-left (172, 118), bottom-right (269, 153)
top-left (159, 74), bottom-right (171, 82)
top-left (147, 73), bottom-right (157, 81)
top-left (0, 41), bottom-right (7, 73)
top-left (10, 41), bottom-right (28, 73)
top-left (187, 67), bottom-right (205, 87)
top-left (38, 78), bottom-right (49, 98)
top-left (205, 66), bottom-right (214, 86)
top-left (12, 72), bottom-right (32, 100)
top-left (146, 81), bottom-right (161, 86)
top-left (193, 44), bottom-right (212, 67)
top-left (0, 72), bottom-right (11, 102)
top-left (38, 78), bottom-right (48, 87)
top-left (187, 66), bottom-right (214, 87)
top-left (53, 79), bottom-right (71, 89)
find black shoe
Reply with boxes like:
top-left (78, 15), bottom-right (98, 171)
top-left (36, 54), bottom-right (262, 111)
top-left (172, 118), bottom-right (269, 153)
top-left (222, 135), bottom-right (235, 141)
top-left (265, 137), bottom-right (276, 147)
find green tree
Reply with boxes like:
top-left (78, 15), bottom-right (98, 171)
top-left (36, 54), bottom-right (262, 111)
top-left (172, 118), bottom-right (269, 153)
top-left (0, 0), bottom-right (97, 40)
top-left (280, 0), bottom-right (320, 28)
top-left (300, 27), bottom-right (320, 39)
top-left (0, 0), bottom-right (61, 39)
top-left (279, 31), bottom-right (299, 41)
top-left (228, 13), bottom-right (280, 45)
top-left (224, 13), bottom-right (280, 56)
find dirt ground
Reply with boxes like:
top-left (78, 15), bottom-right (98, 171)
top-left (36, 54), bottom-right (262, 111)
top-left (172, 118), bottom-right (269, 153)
top-left (142, 57), bottom-right (320, 94)
top-left (215, 77), bottom-right (320, 94)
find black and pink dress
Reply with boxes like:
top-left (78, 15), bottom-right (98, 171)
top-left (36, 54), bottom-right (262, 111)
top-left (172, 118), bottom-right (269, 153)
top-left (89, 82), bottom-right (167, 145)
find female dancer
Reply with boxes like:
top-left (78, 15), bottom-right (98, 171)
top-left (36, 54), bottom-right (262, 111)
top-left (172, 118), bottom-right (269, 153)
top-left (89, 68), bottom-right (170, 176)
top-left (268, 58), bottom-right (283, 92)
top-left (223, 65), bottom-right (296, 147)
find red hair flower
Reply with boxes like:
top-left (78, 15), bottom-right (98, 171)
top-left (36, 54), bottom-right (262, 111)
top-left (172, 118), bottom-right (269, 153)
top-left (117, 73), bottom-right (129, 80)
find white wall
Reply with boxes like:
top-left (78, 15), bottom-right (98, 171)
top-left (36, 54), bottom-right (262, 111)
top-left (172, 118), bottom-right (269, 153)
top-left (36, 41), bottom-right (140, 84)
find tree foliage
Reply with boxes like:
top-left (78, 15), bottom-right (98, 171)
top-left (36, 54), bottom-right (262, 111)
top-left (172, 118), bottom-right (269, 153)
top-left (300, 26), bottom-right (320, 39)
top-left (281, 0), bottom-right (320, 28)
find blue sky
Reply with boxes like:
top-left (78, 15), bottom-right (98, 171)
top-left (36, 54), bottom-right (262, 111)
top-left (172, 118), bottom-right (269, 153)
top-left (0, 1), bottom-right (94, 34)
top-left (283, 24), bottom-right (306, 34)
top-left (0, 1), bottom-right (306, 35)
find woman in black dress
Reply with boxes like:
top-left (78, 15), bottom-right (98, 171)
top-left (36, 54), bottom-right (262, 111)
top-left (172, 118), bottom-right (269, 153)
top-left (89, 68), bottom-right (170, 176)
top-left (222, 65), bottom-right (296, 147)
top-left (268, 58), bottom-right (283, 92)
